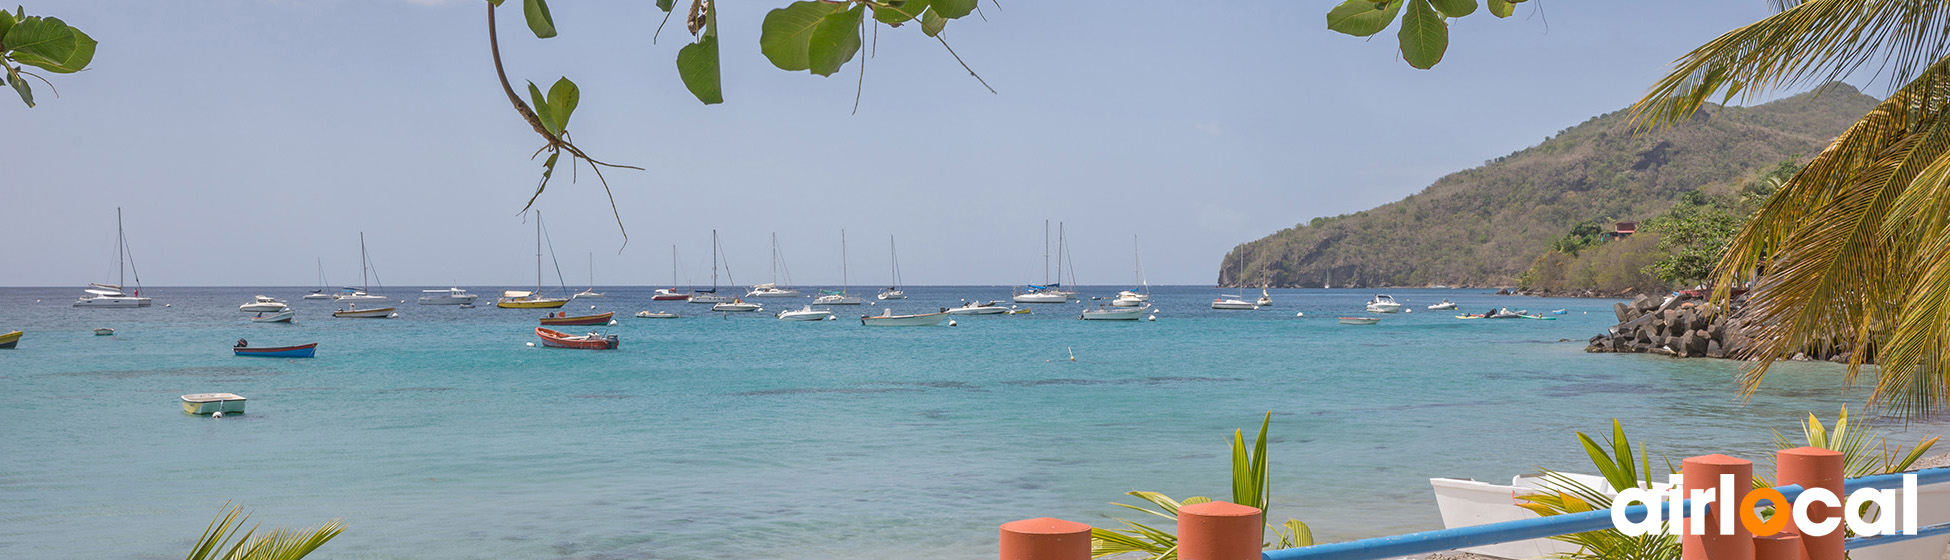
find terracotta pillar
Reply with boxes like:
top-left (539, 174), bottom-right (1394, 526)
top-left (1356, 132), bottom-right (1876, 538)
top-left (1683, 454), bottom-right (1755, 560)
top-left (1177, 501), bottom-right (1263, 560)
top-left (1775, 447), bottom-right (1843, 560)
top-left (999, 517), bottom-right (1091, 560)
top-left (1753, 533), bottom-right (1804, 560)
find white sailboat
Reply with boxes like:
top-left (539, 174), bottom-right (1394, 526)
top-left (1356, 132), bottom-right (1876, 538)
top-left (74, 208), bottom-right (153, 308)
top-left (1211, 257), bottom-right (1257, 310)
top-left (691, 230), bottom-right (734, 304)
top-left (747, 233), bottom-right (802, 298)
top-left (572, 252), bottom-right (604, 299)
top-left (333, 233), bottom-right (390, 305)
top-left (652, 245), bottom-right (692, 301)
top-left (815, 230), bottom-right (866, 305)
top-left (878, 235), bottom-right (907, 300)
top-left (1082, 303), bottom-right (1151, 320)
top-left (1015, 220), bottom-right (1078, 303)
top-left (497, 211), bottom-right (571, 309)
top-left (303, 258), bottom-right (334, 299)
top-left (1112, 234), bottom-right (1150, 307)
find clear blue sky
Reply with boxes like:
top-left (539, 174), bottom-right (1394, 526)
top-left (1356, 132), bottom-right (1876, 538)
top-left (2, 1), bottom-right (1821, 287)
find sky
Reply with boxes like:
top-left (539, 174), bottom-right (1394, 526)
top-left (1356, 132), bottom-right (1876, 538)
top-left (1, 1), bottom-right (1829, 288)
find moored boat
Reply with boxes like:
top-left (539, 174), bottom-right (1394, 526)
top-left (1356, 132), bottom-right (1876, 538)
top-left (635, 310), bottom-right (680, 319)
top-left (94, 328), bottom-right (115, 336)
top-left (497, 290), bottom-right (569, 309)
top-left (1081, 304), bottom-right (1150, 321)
top-left (535, 327), bottom-right (618, 350)
top-left (712, 299), bottom-right (762, 313)
top-left (418, 287), bottom-right (479, 305)
top-left (1257, 288), bottom-right (1273, 307)
top-left (945, 300), bottom-right (1012, 315)
top-left (1013, 288), bottom-right (1072, 304)
top-left (815, 230), bottom-right (866, 306)
top-left (1366, 294), bottom-right (1403, 313)
top-left (181, 393), bottom-right (246, 415)
top-left (333, 305), bottom-right (396, 319)
top-left (233, 341), bottom-right (317, 358)
top-left (75, 208), bottom-right (154, 308)
top-left (860, 308), bottom-right (950, 326)
top-left (540, 311), bottom-right (614, 326)
top-left (777, 305), bottom-right (834, 321)
top-left (0, 330), bottom-right (20, 348)
top-left (334, 232), bottom-right (390, 304)
top-left (239, 295), bottom-right (289, 313)
top-left (1428, 300), bottom-right (1457, 310)
top-left (1211, 296), bottom-right (1258, 310)
top-left (652, 288), bottom-right (692, 301)
top-left (1338, 316), bottom-right (1381, 325)
top-left (250, 309), bottom-right (297, 323)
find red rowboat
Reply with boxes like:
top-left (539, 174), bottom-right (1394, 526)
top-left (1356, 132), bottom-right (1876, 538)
top-left (535, 327), bottom-right (619, 350)
top-left (539, 311), bottom-right (614, 326)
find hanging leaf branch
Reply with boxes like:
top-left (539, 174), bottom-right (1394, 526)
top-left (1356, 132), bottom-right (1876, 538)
top-left (1, 6), bottom-right (98, 107)
top-left (1325, 0), bottom-right (1530, 69)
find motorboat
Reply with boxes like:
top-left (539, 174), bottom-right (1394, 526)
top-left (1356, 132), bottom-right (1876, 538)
top-left (813, 291), bottom-right (866, 305)
top-left (652, 288), bottom-right (692, 301)
top-left (1081, 304), bottom-right (1150, 321)
top-left (181, 393), bottom-right (246, 416)
top-left (75, 209), bottom-right (153, 308)
top-left (1365, 294), bottom-right (1403, 313)
top-left (239, 295), bottom-right (289, 313)
top-left (878, 288), bottom-right (907, 300)
top-left (332, 304), bottom-right (396, 319)
top-left (418, 288), bottom-right (479, 305)
top-left (712, 299), bottom-right (762, 313)
top-left (1111, 291), bottom-right (1148, 307)
top-left (635, 310), bottom-right (680, 319)
top-left (945, 300), bottom-right (1013, 315)
top-left (1211, 296), bottom-right (1258, 310)
top-left (1257, 288), bottom-right (1273, 307)
top-left (1338, 316), bottom-right (1381, 325)
top-left (778, 306), bottom-right (835, 321)
top-left (746, 283), bottom-right (801, 298)
top-left (540, 311), bottom-right (614, 326)
top-left (0, 330), bottom-right (19, 349)
top-left (689, 291), bottom-right (733, 304)
top-left (232, 341), bottom-right (316, 358)
top-left (250, 309), bottom-right (297, 323)
top-left (535, 327), bottom-right (618, 350)
top-left (860, 308), bottom-right (950, 326)
top-left (94, 327), bottom-right (115, 336)
top-left (1427, 300), bottom-right (1457, 310)
top-left (498, 211), bottom-right (572, 309)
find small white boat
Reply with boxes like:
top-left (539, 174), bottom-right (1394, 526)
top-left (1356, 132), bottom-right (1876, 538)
top-left (251, 309), bottom-right (297, 323)
top-left (777, 305), bottom-right (834, 321)
top-left (1111, 291), bottom-right (1148, 307)
top-left (746, 283), bottom-right (801, 298)
top-left (635, 310), bottom-right (680, 319)
top-left (181, 393), bottom-right (246, 416)
top-left (860, 308), bottom-right (950, 326)
top-left (880, 235), bottom-right (907, 300)
top-left (303, 259), bottom-right (334, 299)
top-left (301, 292), bottom-right (334, 300)
top-left (1081, 304), bottom-right (1150, 321)
top-left (877, 289), bottom-right (907, 300)
top-left (333, 304), bottom-right (397, 319)
top-left (572, 289), bottom-right (605, 299)
top-left (239, 295), bottom-right (289, 313)
top-left (418, 287), bottom-right (479, 305)
top-left (1427, 300), bottom-right (1457, 310)
top-left (944, 300), bottom-right (1012, 315)
top-left (334, 291), bottom-right (388, 304)
top-left (1013, 289), bottom-right (1072, 304)
top-left (712, 299), bottom-right (762, 313)
top-left (1366, 294), bottom-right (1403, 313)
top-left (572, 253), bottom-right (604, 299)
top-left (1338, 316), bottom-right (1380, 325)
top-left (690, 292), bottom-right (733, 304)
top-left (93, 327), bottom-right (115, 336)
top-left (1257, 288), bottom-right (1273, 307)
top-left (75, 209), bottom-right (154, 308)
top-left (813, 292), bottom-right (866, 305)
top-left (1211, 296), bottom-right (1258, 310)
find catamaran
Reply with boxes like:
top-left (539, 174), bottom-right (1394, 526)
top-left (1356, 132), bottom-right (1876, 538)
top-left (878, 235), bottom-right (907, 300)
top-left (691, 230), bottom-right (734, 304)
top-left (747, 233), bottom-right (802, 297)
top-left (814, 230), bottom-right (866, 305)
top-left (74, 208), bottom-right (153, 308)
top-left (498, 211), bottom-right (571, 309)
top-left (333, 233), bottom-right (390, 305)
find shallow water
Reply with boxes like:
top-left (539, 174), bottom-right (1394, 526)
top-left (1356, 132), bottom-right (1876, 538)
top-left (0, 286), bottom-right (1936, 559)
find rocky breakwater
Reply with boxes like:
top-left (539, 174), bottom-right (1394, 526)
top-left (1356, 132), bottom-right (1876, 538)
top-left (1585, 293), bottom-right (1749, 359)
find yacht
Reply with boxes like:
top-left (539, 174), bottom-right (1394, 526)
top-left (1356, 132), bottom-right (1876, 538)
top-left (777, 305), bottom-right (834, 321)
top-left (860, 308), bottom-right (950, 326)
top-left (1211, 296), bottom-right (1259, 310)
top-left (652, 245), bottom-right (693, 301)
top-left (418, 288), bottom-right (478, 305)
top-left (746, 233), bottom-right (802, 297)
top-left (1366, 294), bottom-right (1403, 313)
top-left (878, 235), bottom-right (907, 300)
top-left (712, 299), bottom-right (762, 313)
top-left (334, 233), bottom-right (391, 305)
top-left (497, 211), bottom-right (571, 309)
top-left (303, 258), bottom-right (334, 299)
top-left (1428, 300), bottom-right (1458, 310)
top-left (1081, 303), bottom-right (1151, 321)
top-left (1111, 291), bottom-right (1148, 307)
top-left (814, 230), bottom-right (867, 305)
top-left (1112, 235), bottom-right (1151, 307)
top-left (571, 253), bottom-right (604, 299)
top-left (239, 296), bottom-right (289, 313)
top-left (691, 231), bottom-right (735, 304)
top-left (1014, 221), bottom-right (1079, 304)
top-left (74, 208), bottom-right (153, 308)
top-left (944, 300), bottom-right (1012, 315)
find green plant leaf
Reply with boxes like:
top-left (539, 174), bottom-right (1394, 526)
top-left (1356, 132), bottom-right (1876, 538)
top-left (807, 5), bottom-right (864, 77)
top-left (929, 0), bottom-right (976, 19)
top-left (0, 10), bottom-right (16, 46)
top-left (7, 16), bottom-right (96, 73)
top-left (547, 77), bottom-right (578, 132)
top-left (1397, 0), bottom-right (1447, 69)
top-left (524, 0), bottom-right (557, 39)
top-left (1285, 518), bottom-right (1314, 547)
top-left (1326, 0), bottom-right (1402, 38)
top-left (676, 34), bottom-right (722, 104)
top-left (1430, 0), bottom-right (1476, 18)
top-left (656, 0), bottom-right (674, 13)
top-left (7, 66), bottom-right (31, 107)
top-left (1486, 0), bottom-right (1514, 18)
top-left (526, 81), bottom-right (558, 135)
top-left (920, 7), bottom-right (946, 37)
top-left (759, 1), bottom-right (845, 72)
top-left (872, 0), bottom-right (928, 26)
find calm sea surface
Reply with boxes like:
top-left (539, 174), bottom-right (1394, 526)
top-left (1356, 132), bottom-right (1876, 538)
top-left (1, 286), bottom-right (1940, 559)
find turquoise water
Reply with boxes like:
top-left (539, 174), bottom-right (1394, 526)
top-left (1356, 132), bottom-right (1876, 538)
top-left (1, 287), bottom-right (1939, 560)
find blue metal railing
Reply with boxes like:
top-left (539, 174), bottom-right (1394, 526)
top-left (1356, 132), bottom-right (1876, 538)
top-left (1260, 466), bottom-right (1950, 560)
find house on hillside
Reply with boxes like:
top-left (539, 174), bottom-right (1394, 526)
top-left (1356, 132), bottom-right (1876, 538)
top-left (1601, 221), bottom-right (1637, 241)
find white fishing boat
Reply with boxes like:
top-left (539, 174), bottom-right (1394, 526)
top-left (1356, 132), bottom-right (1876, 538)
top-left (777, 305), bottom-right (834, 321)
top-left (1211, 296), bottom-right (1258, 310)
top-left (572, 252), bottom-right (604, 299)
top-left (944, 300), bottom-right (1012, 315)
top-left (815, 230), bottom-right (867, 305)
top-left (74, 208), bottom-right (153, 308)
top-left (879, 235), bottom-right (907, 300)
top-left (333, 304), bottom-right (396, 319)
top-left (712, 299), bottom-right (762, 312)
top-left (1112, 235), bottom-right (1152, 307)
top-left (497, 211), bottom-right (571, 309)
top-left (334, 233), bottom-right (390, 304)
top-left (303, 258), bottom-right (334, 299)
top-left (860, 308), bottom-right (949, 326)
top-left (634, 310), bottom-right (680, 319)
top-left (250, 309), bottom-right (297, 323)
top-left (1338, 316), bottom-right (1380, 325)
top-left (181, 393), bottom-right (246, 416)
top-left (1365, 294), bottom-right (1403, 313)
top-left (239, 295), bottom-right (289, 313)
top-left (1427, 300), bottom-right (1457, 310)
top-left (1081, 303), bottom-right (1150, 321)
top-left (691, 230), bottom-right (736, 304)
top-left (418, 287), bottom-right (479, 305)
top-left (746, 233), bottom-right (802, 297)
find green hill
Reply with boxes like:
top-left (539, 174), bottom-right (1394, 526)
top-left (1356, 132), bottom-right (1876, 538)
top-left (1219, 84), bottom-right (1880, 289)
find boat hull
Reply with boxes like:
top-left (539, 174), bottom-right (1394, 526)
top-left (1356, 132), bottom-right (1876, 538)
top-left (651, 290), bottom-right (692, 301)
top-left (746, 290), bottom-right (802, 298)
top-left (877, 291), bottom-right (907, 300)
top-left (1338, 317), bottom-right (1381, 325)
top-left (778, 310), bottom-right (834, 321)
top-left (860, 311), bottom-right (950, 326)
top-left (1211, 300), bottom-right (1258, 310)
top-left (945, 304), bottom-right (1010, 315)
top-left (74, 296), bottom-right (151, 308)
top-left (813, 295), bottom-right (866, 305)
top-left (634, 311), bottom-right (681, 318)
top-left (239, 302), bottom-right (288, 312)
top-left (540, 312), bottom-right (615, 326)
top-left (418, 296), bottom-right (478, 305)
top-left (1013, 292), bottom-right (1070, 304)
top-left (181, 393), bottom-right (247, 415)
top-left (250, 310), bottom-right (297, 323)
top-left (333, 307), bottom-right (396, 318)
top-left (1081, 305), bottom-right (1150, 321)
top-left (536, 328), bottom-right (619, 350)
top-left (334, 294), bottom-right (389, 304)
top-left (0, 330), bottom-right (20, 349)
top-left (497, 298), bottom-right (569, 309)
top-left (689, 294), bottom-right (733, 304)
top-left (233, 343), bottom-right (317, 358)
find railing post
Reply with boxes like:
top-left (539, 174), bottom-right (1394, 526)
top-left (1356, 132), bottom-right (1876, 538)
top-left (999, 518), bottom-right (1092, 560)
top-left (1683, 454), bottom-right (1755, 560)
top-left (1775, 447), bottom-right (1843, 560)
top-left (1178, 501), bottom-right (1262, 560)
top-left (1753, 533), bottom-right (1803, 560)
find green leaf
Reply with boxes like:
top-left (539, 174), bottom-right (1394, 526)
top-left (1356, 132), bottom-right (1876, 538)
top-left (929, 0), bottom-right (976, 19)
top-left (872, 0), bottom-right (928, 26)
top-left (7, 16), bottom-right (96, 74)
top-left (920, 7), bottom-right (946, 37)
top-left (759, 1), bottom-right (845, 72)
top-left (1326, 0), bottom-right (1402, 38)
top-left (526, 81), bottom-right (558, 135)
top-left (0, 10), bottom-right (16, 47)
top-left (1397, 0), bottom-right (1447, 69)
top-left (523, 0), bottom-right (557, 39)
top-left (656, 0), bottom-right (674, 13)
top-left (807, 5), bottom-right (864, 77)
top-left (676, 34), bottom-right (722, 104)
top-left (7, 67), bottom-right (31, 108)
top-left (1486, 0), bottom-right (1514, 18)
top-left (1430, 0), bottom-right (1476, 18)
top-left (1285, 519), bottom-right (1314, 547)
top-left (547, 77), bottom-right (578, 132)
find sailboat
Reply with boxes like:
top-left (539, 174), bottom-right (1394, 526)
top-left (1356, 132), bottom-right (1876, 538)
top-left (1211, 255), bottom-right (1258, 310)
top-left (74, 208), bottom-right (153, 308)
top-left (652, 245), bottom-right (692, 301)
top-left (1112, 234), bottom-right (1150, 307)
top-left (497, 211), bottom-right (571, 309)
top-left (572, 252), bottom-right (605, 299)
top-left (333, 233), bottom-right (390, 305)
top-left (1015, 220), bottom-right (1076, 304)
top-left (747, 233), bottom-right (802, 297)
top-left (877, 235), bottom-right (907, 300)
top-left (814, 230), bottom-right (866, 305)
top-left (690, 230), bottom-right (734, 304)
top-left (303, 258), bottom-right (334, 299)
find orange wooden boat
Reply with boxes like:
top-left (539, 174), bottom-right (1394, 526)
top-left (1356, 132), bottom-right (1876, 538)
top-left (539, 311), bottom-right (614, 326)
top-left (535, 327), bottom-right (618, 350)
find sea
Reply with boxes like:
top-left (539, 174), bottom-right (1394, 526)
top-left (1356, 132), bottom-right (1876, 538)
top-left (1, 286), bottom-right (1940, 560)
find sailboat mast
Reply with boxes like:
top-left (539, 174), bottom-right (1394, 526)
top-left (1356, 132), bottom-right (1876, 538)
top-left (1043, 220), bottom-right (1050, 285)
top-left (771, 232), bottom-right (780, 284)
top-left (1057, 222), bottom-right (1066, 286)
top-left (890, 235), bottom-right (901, 289)
top-left (711, 229), bottom-right (720, 290)
top-left (115, 207), bottom-right (125, 288)
top-left (360, 232), bottom-right (370, 292)
top-left (535, 212), bottom-right (543, 293)
top-left (840, 229), bottom-right (849, 293)
top-left (671, 245), bottom-right (679, 287)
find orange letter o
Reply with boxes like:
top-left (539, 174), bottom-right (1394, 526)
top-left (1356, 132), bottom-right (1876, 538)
top-left (1739, 488), bottom-right (1790, 536)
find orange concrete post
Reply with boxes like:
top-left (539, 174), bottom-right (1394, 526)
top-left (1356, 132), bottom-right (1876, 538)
top-left (1753, 533), bottom-right (1804, 560)
top-left (999, 517), bottom-right (1091, 560)
top-left (1683, 454), bottom-right (1755, 560)
top-left (1775, 447), bottom-right (1843, 560)
top-left (1177, 501), bottom-right (1263, 560)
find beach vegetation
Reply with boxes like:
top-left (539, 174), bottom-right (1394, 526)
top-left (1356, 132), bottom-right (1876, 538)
top-left (0, 6), bottom-right (96, 108)
top-left (185, 504), bottom-right (344, 560)
top-left (1090, 413), bottom-right (1313, 559)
